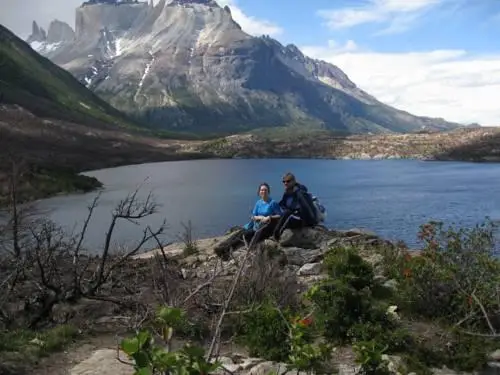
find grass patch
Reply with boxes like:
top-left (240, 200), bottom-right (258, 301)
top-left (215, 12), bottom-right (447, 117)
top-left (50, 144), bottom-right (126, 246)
top-left (0, 325), bottom-right (80, 371)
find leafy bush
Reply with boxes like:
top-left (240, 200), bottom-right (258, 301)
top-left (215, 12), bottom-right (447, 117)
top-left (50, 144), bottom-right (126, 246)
top-left (353, 340), bottom-right (391, 375)
top-left (390, 220), bottom-right (500, 332)
top-left (236, 301), bottom-right (292, 361)
top-left (120, 306), bottom-right (220, 375)
top-left (235, 301), bottom-right (332, 373)
top-left (305, 246), bottom-right (401, 344)
top-left (376, 220), bottom-right (500, 372)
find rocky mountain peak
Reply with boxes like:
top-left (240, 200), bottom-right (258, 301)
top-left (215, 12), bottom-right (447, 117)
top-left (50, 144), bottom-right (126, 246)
top-left (75, 1), bottom-right (148, 39)
top-left (27, 21), bottom-right (46, 44)
top-left (25, 0), bottom-right (460, 134)
top-left (46, 20), bottom-right (75, 44)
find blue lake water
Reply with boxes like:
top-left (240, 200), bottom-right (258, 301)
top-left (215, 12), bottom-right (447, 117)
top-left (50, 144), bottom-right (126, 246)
top-left (33, 159), bottom-right (500, 253)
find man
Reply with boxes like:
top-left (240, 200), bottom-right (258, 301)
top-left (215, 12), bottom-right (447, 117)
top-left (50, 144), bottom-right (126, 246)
top-left (273, 172), bottom-right (317, 240)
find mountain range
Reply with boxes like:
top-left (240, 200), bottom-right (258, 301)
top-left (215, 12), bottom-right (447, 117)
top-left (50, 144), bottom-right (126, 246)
top-left (0, 22), bottom-right (209, 203)
top-left (26, 0), bottom-right (461, 135)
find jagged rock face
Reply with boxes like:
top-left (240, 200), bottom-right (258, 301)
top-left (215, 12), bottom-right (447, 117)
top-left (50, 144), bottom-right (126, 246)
top-left (27, 0), bottom-right (460, 134)
top-left (46, 20), bottom-right (75, 44)
top-left (26, 21), bottom-right (46, 44)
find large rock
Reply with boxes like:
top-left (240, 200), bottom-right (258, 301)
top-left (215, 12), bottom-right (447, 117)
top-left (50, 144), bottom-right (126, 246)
top-left (279, 226), bottom-right (333, 249)
top-left (281, 247), bottom-right (325, 266)
top-left (134, 233), bottom-right (234, 260)
top-left (297, 262), bottom-right (322, 276)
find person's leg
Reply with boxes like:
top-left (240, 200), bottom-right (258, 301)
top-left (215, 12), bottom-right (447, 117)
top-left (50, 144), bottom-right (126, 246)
top-left (256, 218), bottom-right (279, 241)
top-left (242, 229), bottom-right (256, 246)
top-left (287, 216), bottom-right (305, 230)
top-left (273, 212), bottom-right (293, 241)
top-left (214, 228), bottom-right (251, 259)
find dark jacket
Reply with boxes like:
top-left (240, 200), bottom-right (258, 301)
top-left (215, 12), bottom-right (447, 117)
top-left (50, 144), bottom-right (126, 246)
top-left (278, 183), bottom-right (317, 226)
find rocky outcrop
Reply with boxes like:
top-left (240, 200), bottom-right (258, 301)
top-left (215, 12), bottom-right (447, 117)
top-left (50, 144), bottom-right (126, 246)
top-left (193, 127), bottom-right (500, 162)
top-left (65, 225), bottom-right (499, 375)
top-left (26, 21), bottom-right (46, 44)
top-left (25, 0), bottom-right (460, 135)
top-left (136, 225), bottom-right (396, 293)
top-left (46, 20), bottom-right (75, 44)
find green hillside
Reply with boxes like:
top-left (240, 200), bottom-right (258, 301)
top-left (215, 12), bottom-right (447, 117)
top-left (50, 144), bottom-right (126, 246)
top-left (0, 24), bottom-right (137, 129)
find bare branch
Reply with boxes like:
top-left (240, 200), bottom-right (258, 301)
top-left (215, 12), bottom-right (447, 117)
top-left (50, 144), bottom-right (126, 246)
top-left (470, 292), bottom-right (497, 335)
top-left (181, 266), bottom-right (224, 307)
top-left (206, 223), bottom-right (269, 361)
top-left (91, 189), bottom-right (160, 295)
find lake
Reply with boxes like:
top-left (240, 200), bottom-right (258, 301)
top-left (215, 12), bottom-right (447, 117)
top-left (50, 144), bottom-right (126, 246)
top-left (32, 159), bottom-right (500, 253)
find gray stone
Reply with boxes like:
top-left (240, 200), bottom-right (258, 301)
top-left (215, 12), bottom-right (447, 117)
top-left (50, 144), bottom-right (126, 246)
top-left (383, 278), bottom-right (399, 291)
top-left (342, 228), bottom-right (378, 238)
top-left (489, 349), bottom-right (500, 362)
top-left (282, 247), bottom-right (324, 267)
top-left (279, 227), bottom-right (332, 249)
top-left (320, 237), bottom-right (341, 251)
top-left (297, 262), bottom-right (322, 276)
top-left (338, 363), bottom-right (360, 375)
top-left (213, 356), bottom-right (264, 374)
top-left (245, 361), bottom-right (306, 375)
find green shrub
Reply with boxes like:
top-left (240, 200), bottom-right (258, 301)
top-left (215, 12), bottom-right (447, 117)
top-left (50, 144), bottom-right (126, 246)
top-left (0, 324), bottom-right (79, 359)
top-left (236, 301), bottom-right (292, 361)
top-left (387, 220), bottom-right (500, 331)
top-left (305, 246), bottom-right (381, 343)
top-left (353, 340), bottom-right (391, 375)
top-left (120, 306), bottom-right (220, 375)
top-left (376, 220), bottom-right (500, 372)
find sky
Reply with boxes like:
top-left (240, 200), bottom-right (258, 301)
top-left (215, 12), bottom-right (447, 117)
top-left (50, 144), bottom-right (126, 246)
top-left (1, 0), bottom-right (499, 125)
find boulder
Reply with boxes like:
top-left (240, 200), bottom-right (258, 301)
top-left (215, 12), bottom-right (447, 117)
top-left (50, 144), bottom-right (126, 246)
top-left (282, 247), bottom-right (325, 266)
top-left (489, 349), bottom-right (500, 362)
top-left (297, 262), bottom-right (322, 276)
top-left (134, 233), bottom-right (235, 260)
top-left (341, 228), bottom-right (379, 238)
top-left (279, 226), bottom-right (333, 249)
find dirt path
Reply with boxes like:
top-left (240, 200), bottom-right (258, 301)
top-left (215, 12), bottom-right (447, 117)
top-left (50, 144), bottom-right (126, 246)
top-left (33, 334), bottom-right (126, 375)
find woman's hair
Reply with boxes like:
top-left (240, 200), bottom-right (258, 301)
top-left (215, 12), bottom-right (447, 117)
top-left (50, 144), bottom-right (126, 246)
top-left (257, 182), bottom-right (271, 195)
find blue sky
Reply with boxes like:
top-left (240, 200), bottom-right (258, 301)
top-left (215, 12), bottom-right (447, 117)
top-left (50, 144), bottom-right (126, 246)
top-left (219, 0), bottom-right (500, 125)
top-left (230, 0), bottom-right (498, 53)
top-left (1, 0), bottom-right (499, 125)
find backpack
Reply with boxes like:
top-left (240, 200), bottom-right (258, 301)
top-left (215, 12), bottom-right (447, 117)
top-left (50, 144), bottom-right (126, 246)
top-left (311, 195), bottom-right (327, 223)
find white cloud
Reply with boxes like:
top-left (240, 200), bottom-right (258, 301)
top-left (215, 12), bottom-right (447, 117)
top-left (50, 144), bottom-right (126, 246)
top-left (215, 0), bottom-right (283, 37)
top-left (301, 42), bottom-right (500, 125)
top-left (318, 0), bottom-right (441, 34)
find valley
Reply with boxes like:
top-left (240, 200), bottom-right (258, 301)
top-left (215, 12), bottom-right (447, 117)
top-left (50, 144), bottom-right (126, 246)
top-left (1, 0), bottom-right (498, 205)
top-left (1, 2), bottom-right (500, 374)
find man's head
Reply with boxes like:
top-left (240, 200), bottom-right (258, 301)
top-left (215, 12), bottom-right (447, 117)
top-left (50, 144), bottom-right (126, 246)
top-left (282, 172), bottom-right (296, 191)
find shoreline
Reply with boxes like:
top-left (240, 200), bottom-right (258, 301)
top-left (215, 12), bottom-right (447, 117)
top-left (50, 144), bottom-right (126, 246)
top-left (4, 147), bottom-right (499, 207)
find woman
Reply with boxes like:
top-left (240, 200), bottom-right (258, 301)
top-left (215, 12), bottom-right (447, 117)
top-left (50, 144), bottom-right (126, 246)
top-left (214, 183), bottom-right (282, 260)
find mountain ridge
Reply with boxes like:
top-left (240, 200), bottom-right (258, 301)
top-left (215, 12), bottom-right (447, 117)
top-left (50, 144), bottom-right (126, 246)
top-left (0, 22), bottom-right (213, 204)
top-left (26, 0), bottom-right (462, 135)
